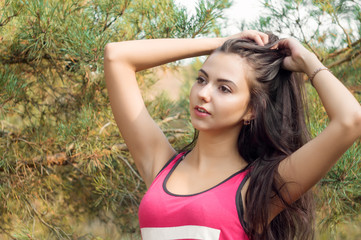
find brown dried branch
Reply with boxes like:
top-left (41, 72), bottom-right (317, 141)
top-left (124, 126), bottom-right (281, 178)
top-left (0, 54), bottom-right (78, 65)
top-left (0, 226), bottom-right (16, 240)
top-left (116, 154), bottom-right (143, 181)
top-left (111, 143), bottom-right (129, 152)
top-left (0, 13), bottom-right (19, 27)
top-left (24, 199), bottom-right (71, 240)
top-left (111, 133), bottom-right (185, 152)
top-left (295, 4), bottom-right (321, 60)
top-left (32, 152), bottom-right (68, 165)
top-left (103, 0), bottom-right (130, 32)
top-left (328, 38), bottom-right (361, 58)
top-left (163, 129), bottom-right (188, 133)
top-left (326, 49), bottom-right (361, 69)
top-left (1, 134), bottom-right (185, 171)
top-left (99, 121), bottom-right (117, 135)
top-left (331, 10), bottom-right (352, 48)
top-left (159, 113), bottom-right (181, 124)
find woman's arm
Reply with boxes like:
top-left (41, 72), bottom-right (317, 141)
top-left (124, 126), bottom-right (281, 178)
top-left (270, 38), bottom-right (361, 219)
top-left (104, 31), bottom-right (269, 187)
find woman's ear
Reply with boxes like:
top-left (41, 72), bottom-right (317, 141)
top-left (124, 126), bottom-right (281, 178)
top-left (242, 108), bottom-right (255, 124)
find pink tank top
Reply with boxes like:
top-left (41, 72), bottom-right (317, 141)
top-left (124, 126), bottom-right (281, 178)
top-left (138, 152), bottom-right (250, 240)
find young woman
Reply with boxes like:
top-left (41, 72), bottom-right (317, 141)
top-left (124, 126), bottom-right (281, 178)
top-left (104, 30), bottom-right (361, 239)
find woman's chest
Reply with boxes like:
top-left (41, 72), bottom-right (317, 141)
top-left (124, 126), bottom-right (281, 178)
top-left (138, 168), bottom-right (244, 227)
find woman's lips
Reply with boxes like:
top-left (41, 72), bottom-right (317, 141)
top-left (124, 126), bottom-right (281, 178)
top-left (194, 106), bottom-right (211, 117)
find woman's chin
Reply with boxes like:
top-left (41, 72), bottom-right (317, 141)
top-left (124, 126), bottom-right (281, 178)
top-left (190, 119), bottom-right (209, 131)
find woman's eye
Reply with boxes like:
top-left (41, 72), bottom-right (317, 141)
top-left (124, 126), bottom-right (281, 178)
top-left (196, 77), bottom-right (207, 84)
top-left (220, 85), bottom-right (231, 93)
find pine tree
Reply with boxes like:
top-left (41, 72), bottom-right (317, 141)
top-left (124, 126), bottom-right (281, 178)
top-left (0, 0), bottom-right (231, 238)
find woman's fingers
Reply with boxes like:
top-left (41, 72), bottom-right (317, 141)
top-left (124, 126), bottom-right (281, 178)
top-left (229, 30), bottom-right (269, 46)
top-left (253, 35), bottom-right (266, 46)
top-left (241, 30), bottom-right (269, 46)
top-left (258, 32), bottom-right (270, 45)
top-left (277, 38), bottom-right (316, 73)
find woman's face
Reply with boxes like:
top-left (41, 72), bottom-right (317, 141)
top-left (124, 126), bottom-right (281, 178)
top-left (189, 52), bottom-right (253, 132)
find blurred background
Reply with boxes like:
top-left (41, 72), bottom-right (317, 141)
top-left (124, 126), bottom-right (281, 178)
top-left (0, 0), bottom-right (360, 239)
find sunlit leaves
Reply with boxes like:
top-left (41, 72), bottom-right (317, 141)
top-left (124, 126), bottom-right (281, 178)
top-left (0, 0), bottom-right (231, 238)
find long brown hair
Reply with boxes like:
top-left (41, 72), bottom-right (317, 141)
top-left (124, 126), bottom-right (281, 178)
top-left (184, 33), bottom-right (315, 239)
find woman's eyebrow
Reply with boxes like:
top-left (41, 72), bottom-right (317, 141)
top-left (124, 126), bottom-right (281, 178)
top-left (199, 69), bottom-right (237, 88)
top-left (199, 69), bottom-right (208, 77)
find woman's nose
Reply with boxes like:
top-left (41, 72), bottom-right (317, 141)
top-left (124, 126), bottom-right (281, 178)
top-left (198, 84), bottom-right (211, 102)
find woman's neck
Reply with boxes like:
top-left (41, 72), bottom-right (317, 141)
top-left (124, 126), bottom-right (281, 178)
top-left (187, 127), bottom-right (247, 172)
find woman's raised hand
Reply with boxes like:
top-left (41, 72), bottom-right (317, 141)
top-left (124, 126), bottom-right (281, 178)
top-left (226, 30), bottom-right (270, 46)
top-left (277, 38), bottom-right (323, 76)
top-left (225, 31), bottom-right (323, 76)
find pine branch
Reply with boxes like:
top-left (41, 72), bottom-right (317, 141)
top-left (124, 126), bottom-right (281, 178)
top-left (102, 0), bottom-right (130, 32)
top-left (111, 133), bottom-right (185, 152)
top-left (295, 5), bottom-right (321, 60)
top-left (117, 154), bottom-right (142, 181)
top-left (24, 199), bottom-right (71, 240)
top-left (163, 129), bottom-right (188, 133)
top-left (326, 49), bottom-right (361, 68)
top-left (32, 152), bottom-right (68, 166)
top-left (0, 6), bottom-right (20, 28)
top-left (159, 113), bottom-right (181, 124)
top-left (328, 38), bottom-right (361, 58)
top-left (191, 17), bottom-right (211, 38)
top-left (0, 226), bottom-right (16, 240)
top-left (0, 133), bottom-right (185, 172)
top-left (330, 7), bottom-right (353, 48)
top-left (0, 54), bottom-right (79, 65)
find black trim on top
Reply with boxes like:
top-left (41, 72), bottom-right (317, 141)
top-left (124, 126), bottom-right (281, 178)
top-left (155, 152), bottom-right (188, 177)
top-left (163, 155), bottom-right (250, 197)
top-left (155, 152), bottom-right (182, 178)
top-left (236, 172), bottom-right (250, 231)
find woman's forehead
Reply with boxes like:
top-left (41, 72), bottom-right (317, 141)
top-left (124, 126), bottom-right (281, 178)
top-left (201, 52), bottom-right (253, 86)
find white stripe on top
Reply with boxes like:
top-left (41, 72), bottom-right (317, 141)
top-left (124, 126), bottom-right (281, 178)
top-left (141, 225), bottom-right (221, 240)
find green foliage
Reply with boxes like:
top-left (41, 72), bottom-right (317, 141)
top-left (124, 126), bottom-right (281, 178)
top-left (0, 0), bottom-right (231, 238)
top-left (306, 86), bottom-right (361, 237)
top-left (0, 65), bottom-right (28, 113)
